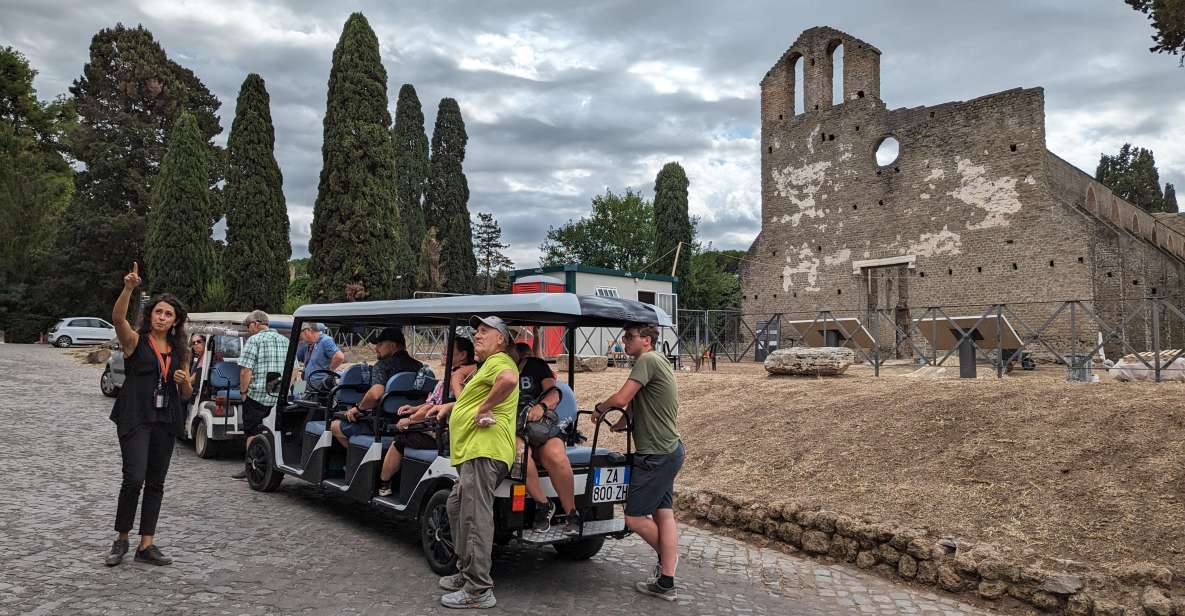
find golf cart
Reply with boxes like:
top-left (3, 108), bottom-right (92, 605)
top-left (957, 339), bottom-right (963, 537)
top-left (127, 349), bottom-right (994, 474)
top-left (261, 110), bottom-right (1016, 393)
top-left (244, 293), bottom-right (673, 574)
top-left (102, 312), bottom-right (293, 458)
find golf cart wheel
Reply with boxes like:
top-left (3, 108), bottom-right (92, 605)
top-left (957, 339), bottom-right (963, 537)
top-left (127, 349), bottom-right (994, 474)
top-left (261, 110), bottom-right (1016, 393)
top-left (246, 435), bottom-right (283, 492)
top-left (193, 420), bottom-right (217, 459)
top-left (420, 487), bottom-right (458, 575)
top-left (54, 336), bottom-right (72, 348)
top-left (100, 367), bottom-right (119, 397)
top-left (553, 535), bottom-right (606, 561)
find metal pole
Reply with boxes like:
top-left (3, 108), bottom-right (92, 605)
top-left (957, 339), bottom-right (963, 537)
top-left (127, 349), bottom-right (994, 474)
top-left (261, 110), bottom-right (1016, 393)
top-left (1152, 297), bottom-right (1162, 383)
top-left (996, 304), bottom-right (1004, 379)
top-left (1070, 301), bottom-right (1077, 369)
top-left (932, 314), bottom-right (938, 366)
top-left (873, 310), bottom-right (881, 377)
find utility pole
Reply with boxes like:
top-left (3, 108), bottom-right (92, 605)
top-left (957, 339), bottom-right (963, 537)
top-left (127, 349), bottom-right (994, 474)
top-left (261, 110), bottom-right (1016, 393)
top-left (670, 241), bottom-right (683, 278)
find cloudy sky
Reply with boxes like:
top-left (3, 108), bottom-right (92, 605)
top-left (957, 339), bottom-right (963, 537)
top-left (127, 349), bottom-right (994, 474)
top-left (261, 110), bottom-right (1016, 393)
top-left (2, 1), bottom-right (1181, 267)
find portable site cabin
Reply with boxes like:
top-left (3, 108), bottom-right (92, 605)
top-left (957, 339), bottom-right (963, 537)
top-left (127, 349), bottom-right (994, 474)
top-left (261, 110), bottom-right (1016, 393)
top-left (509, 264), bottom-right (678, 358)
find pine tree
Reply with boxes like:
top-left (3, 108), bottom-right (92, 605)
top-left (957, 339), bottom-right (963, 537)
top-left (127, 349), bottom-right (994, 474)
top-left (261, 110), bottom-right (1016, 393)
top-left (425, 98), bottom-right (476, 294)
top-left (44, 24), bottom-right (221, 316)
top-left (392, 83), bottom-right (429, 297)
top-left (651, 162), bottom-right (694, 279)
top-left (144, 111), bottom-right (215, 307)
top-left (1165, 183), bottom-right (1178, 214)
top-left (1096, 143), bottom-right (1165, 212)
top-left (222, 73), bottom-right (290, 312)
top-left (308, 13), bottom-right (409, 302)
top-left (472, 212), bottom-right (514, 293)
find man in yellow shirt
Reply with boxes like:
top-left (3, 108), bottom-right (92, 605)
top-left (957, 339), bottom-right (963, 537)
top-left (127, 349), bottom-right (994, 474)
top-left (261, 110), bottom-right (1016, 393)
top-left (438, 316), bottom-right (518, 609)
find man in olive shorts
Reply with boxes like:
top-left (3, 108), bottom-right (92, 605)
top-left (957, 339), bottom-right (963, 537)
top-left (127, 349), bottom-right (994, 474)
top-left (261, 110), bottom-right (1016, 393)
top-left (594, 322), bottom-right (683, 601)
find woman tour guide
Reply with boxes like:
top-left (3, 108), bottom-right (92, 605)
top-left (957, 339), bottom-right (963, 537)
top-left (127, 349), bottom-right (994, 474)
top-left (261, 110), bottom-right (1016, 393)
top-left (105, 262), bottom-right (192, 566)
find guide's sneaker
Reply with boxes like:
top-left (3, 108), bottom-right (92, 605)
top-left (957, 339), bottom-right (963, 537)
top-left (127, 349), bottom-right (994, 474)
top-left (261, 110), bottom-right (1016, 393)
top-left (532, 500), bottom-right (556, 532)
top-left (104, 538), bottom-right (129, 567)
top-left (438, 574), bottom-right (465, 592)
top-left (635, 580), bottom-right (677, 601)
top-left (440, 589), bottom-right (496, 609)
top-left (378, 481), bottom-right (393, 497)
top-left (133, 544), bottom-right (172, 566)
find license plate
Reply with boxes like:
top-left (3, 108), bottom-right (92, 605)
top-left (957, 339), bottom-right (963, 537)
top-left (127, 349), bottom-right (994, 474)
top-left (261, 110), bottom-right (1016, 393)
top-left (591, 466), bottom-right (629, 503)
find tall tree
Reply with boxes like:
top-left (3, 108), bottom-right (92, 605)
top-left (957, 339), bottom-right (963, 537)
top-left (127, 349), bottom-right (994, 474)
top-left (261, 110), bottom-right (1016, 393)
top-left (424, 98), bottom-right (476, 294)
top-left (222, 73), bottom-right (290, 312)
top-left (44, 24), bottom-right (221, 317)
top-left (679, 246), bottom-right (742, 312)
top-left (1096, 143), bottom-right (1165, 212)
top-left (472, 212), bottom-right (514, 293)
top-left (0, 46), bottom-right (76, 341)
top-left (308, 13), bottom-right (409, 302)
top-left (1126, 0), bottom-right (1185, 64)
top-left (539, 189), bottom-right (656, 271)
top-left (392, 83), bottom-right (429, 296)
top-left (1165, 183), bottom-right (1178, 214)
top-left (651, 162), bottom-right (694, 279)
top-left (144, 111), bottom-right (215, 307)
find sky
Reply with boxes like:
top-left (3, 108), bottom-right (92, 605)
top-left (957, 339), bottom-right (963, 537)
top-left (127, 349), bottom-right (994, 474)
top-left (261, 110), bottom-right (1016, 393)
top-left (2, 1), bottom-right (1182, 268)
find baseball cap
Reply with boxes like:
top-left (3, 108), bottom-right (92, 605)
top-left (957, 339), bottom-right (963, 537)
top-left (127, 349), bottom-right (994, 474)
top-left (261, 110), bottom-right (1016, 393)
top-left (469, 315), bottom-right (510, 343)
top-left (372, 327), bottom-right (406, 345)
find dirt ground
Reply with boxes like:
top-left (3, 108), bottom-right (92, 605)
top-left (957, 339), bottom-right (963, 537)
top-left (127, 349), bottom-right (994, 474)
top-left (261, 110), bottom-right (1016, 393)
top-left (560, 360), bottom-right (1185, 575)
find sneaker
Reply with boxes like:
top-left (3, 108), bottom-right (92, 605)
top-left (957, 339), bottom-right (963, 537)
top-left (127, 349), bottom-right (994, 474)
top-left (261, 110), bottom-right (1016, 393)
top-left (133, 544), bottom-right (172, 566)
top-left (104, 538), bottom-right (129, 567)
top-left (231, 470), bottom-right (247, 480)
top-left (378, 481), bottom-right (393, 497)
top-left (440, 588), bottom-right (496, 609)
top-left (438, 574), bottom-right (465, 592)
top-left (561, 510), bottom-right (582, 536)
top-left (647, 561), bottom-right (662, 583)
top-left (634, 580), bottom-right (677, 601)
top-left (532, 500), bottom-right (556, 532)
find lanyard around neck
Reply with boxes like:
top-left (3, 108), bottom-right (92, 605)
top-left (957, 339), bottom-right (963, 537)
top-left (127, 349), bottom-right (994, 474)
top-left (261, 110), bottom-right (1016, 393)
top-left (146, 336), bottom-right (172, 384)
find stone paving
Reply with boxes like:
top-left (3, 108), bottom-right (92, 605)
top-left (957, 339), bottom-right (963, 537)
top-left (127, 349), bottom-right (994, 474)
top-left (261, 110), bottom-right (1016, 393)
top-left (0, 344), bottom-right (999, 615)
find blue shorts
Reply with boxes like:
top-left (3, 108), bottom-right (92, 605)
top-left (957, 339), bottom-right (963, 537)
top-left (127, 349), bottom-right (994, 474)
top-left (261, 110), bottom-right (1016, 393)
top-left (625, 442), bottom-right (685, 517)
top-left (339, 418), bottom-right (374, 439)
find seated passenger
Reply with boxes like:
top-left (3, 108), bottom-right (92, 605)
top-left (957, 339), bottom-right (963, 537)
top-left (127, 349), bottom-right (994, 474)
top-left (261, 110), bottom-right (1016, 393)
top-left (186, 334), bottom-right (205, 399)
top-left (510, 342), bottom-right (578, 535)
top-left (295, 322), bottom-right (345, 398)
top-left (330, 327), bottom-right (423, 448)
top-left (377, 336), bottom-right (477, 497)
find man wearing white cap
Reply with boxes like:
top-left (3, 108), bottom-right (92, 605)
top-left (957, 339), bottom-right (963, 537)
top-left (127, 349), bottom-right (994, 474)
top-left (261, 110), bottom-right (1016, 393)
top-left (437, 315), bottom-right (519, 609)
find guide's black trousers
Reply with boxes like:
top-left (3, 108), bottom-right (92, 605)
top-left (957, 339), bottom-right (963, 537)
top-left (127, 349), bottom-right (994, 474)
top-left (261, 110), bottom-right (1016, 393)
top-left (114, 422), bottom-right (175, 536)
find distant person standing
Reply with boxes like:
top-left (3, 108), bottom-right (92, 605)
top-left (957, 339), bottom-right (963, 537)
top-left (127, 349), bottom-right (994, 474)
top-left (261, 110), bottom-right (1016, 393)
top-left (594, 322), bottom-right (684, 601)
top-left (231, 310), bottom-right (289, 480)
top-left (105, 262), bottom-right (193, 566)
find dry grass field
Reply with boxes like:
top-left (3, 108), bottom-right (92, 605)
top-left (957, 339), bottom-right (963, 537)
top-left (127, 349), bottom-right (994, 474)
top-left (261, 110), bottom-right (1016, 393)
top-left (561, 360), bottom-right (1185, 574)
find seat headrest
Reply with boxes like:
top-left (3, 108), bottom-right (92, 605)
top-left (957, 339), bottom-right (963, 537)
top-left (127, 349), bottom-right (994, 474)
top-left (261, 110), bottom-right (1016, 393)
top-left (339, 363), bottom-right (369, 385)
top-left (385, 371), bottom-right (420, 392)
top-left (553, 381), bottom-right (577, 422)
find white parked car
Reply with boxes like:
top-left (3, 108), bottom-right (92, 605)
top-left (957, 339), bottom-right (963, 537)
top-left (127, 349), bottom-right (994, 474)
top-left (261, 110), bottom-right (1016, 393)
top-left (48, 317), bottom-right (117, 347)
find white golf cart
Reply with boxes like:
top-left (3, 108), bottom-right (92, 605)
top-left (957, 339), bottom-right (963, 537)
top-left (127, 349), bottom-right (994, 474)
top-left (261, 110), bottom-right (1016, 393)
top-left (244, 293), bottom-right (673, 574)
top-left (103, 312), bottom-right (293, 458)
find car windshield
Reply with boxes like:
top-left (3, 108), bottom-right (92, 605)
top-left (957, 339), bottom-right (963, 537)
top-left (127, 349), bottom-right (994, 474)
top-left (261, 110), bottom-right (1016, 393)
top-left (211, 335), bottom-right (242, 359)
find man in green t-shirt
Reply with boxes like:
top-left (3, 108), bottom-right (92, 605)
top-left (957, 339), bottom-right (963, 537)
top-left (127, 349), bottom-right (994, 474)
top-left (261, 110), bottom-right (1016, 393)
top-left (437, 316), bottom-right (519, 609)
top-left (594, 322), bottom-right (684, 602)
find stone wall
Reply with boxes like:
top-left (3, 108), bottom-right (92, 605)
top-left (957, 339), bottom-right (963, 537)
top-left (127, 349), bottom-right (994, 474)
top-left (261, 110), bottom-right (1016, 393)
top-left (675, 489), bottom-right (1184, 615)
top-left (743, 26), bottom-right (1185, 358)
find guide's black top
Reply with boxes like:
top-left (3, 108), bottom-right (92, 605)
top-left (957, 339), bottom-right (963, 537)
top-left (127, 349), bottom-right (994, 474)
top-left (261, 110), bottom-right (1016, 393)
top-left (109, 338), bottom-right (184, 437)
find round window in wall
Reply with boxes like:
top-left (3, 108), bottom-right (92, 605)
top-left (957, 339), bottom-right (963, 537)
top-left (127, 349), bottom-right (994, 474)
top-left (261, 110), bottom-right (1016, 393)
top-left (874, 136), bottom-right (900, 167)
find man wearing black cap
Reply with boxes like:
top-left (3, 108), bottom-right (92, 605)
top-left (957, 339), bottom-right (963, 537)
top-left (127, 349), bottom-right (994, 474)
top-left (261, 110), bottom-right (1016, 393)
top-left (329, 327), bottom-right (423, 448)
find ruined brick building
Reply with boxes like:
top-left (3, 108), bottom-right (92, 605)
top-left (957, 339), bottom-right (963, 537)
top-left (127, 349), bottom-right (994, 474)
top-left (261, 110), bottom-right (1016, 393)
top-left (741, 26), bottom-right (1185, 355)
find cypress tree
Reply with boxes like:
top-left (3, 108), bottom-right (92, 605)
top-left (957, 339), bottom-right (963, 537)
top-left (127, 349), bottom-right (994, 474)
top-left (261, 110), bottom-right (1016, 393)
top-left (308, 13), bottom-right (409, 302)
top-left (144, 111), bottom-right (215, 307)
top-left (392, 83), bottom-right (429, 297)
top-left (651, 162), bottom-right (693, 279)
top-left (1096, 143), bottom-right (1165, 213)
top-left (45, 24), bottom-right (221, 316)
top-left (425, 97), bottom-right (476, 294)
top-left (1165, 183), bottom-right (1178, 214)
top-left (223, 73), bottom-right (290, 312)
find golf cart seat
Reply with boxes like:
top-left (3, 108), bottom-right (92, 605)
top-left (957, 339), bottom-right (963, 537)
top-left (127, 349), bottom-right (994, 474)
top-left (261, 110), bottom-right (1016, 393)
top-left (304, 364), bottom-right (371, 437)
top-left (209, 361), bottom-right (242, 402)
top-left (378, 371), bottom-right (434, 417)
top-left (341, 437), bottom-right (438, 464)
top-left (550, 381), bottom-right (612, 465)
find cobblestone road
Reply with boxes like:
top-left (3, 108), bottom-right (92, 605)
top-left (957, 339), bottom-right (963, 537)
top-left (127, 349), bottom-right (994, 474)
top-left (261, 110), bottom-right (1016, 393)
top-left (0, 345), bottom-right (997, 615)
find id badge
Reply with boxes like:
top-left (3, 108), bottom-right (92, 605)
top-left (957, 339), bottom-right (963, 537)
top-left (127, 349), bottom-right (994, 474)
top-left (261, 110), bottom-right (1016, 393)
top-left (154, 386), bottom-right (166, 409)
